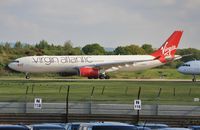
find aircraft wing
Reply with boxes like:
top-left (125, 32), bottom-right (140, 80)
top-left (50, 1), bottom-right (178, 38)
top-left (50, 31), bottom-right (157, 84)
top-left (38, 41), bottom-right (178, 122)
top-left (78, 54), bottom-right (186, 70)
top-left (80, 58), bottom-right (156, 70)
top-left (174, 54), bottom-right (192, 60)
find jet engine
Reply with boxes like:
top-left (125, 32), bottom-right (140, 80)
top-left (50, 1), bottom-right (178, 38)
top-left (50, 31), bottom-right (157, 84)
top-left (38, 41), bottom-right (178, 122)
top-left (79, 67), bottom-right (99, 79)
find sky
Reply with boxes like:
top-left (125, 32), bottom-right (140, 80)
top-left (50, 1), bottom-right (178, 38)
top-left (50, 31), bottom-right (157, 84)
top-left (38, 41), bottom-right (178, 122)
top-left (0, 0), bottom-right (200, 49)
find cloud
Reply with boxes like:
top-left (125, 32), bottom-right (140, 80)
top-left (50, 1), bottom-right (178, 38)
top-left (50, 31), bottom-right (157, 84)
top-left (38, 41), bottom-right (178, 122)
top-left (0, 0), bottom-right (199, 49)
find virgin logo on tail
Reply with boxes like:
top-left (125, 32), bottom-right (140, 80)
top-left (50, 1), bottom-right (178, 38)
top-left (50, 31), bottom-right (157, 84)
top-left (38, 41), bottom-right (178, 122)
top-left (151, 31), bottom-right (183, 63)
top-left (161, 42), bottom-right (177, 57)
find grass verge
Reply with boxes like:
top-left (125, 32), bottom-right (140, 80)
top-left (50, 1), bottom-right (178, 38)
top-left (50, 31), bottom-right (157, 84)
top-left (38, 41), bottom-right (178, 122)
top-left (0, 79), bottom-right (199, 105)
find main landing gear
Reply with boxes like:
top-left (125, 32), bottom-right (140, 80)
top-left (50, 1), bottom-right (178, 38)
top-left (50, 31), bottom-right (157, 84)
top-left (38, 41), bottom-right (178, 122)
top-left (99, 74), bottom-right (110, 79)
top-left (88, 74), bottom-right (110, 79)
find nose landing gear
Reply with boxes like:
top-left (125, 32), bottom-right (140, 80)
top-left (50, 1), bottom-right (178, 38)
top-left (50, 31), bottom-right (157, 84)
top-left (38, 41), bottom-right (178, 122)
top-left (25, 73), bottom-right (30, 79)
top-left (192, 75), bottom-right (196, 82)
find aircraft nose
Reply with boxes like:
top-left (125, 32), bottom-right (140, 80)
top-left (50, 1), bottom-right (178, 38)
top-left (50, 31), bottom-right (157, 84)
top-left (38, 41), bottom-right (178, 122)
top-left (177, 66), bottom-right (184, 73)
top-left (8, 62), bottom-right (17, 70)
top-left (8, 63), bottom-right (14, 69)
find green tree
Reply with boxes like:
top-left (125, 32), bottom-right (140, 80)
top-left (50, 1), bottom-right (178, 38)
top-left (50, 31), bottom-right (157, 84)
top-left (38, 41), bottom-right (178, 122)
top-left (63, 40), bottom-right (74, 55)
top-left (114, 46), bottom-right (128, 55)
top-left (72, 47), bottom-right (82, 55)
top-left (141, 44), bottom-right (154, 54)
top-left (177, 48), bottom-right (200, 62)
top-left (0, 45), bottom-right (3, 54)
top-left (24, 44), bottom-right (32, 49)
top-left (4, 42), bottom-right (11, 52)
top-left (64, 41), bottom-right (73, 49)
top-left (35, 40), bottom-right (49, 49)
top-left (114, 44), bottom-right (146, 55)
top-left (82, 43), bottom-right (105, 55)
top-left (14, 41), bottom-right (23, 48)
top-left (126, 44), bottom-right (146, 55)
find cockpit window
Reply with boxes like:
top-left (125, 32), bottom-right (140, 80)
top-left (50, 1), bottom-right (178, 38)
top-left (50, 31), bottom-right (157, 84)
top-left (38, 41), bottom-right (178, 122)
top-left (182, 64), bottom-right (190, 67)
top-left (11, 60), bottom-right (19, 63)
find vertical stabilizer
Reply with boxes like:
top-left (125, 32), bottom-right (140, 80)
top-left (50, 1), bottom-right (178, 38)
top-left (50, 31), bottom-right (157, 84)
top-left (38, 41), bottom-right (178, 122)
top-left (151, 31), bottom-right (183, 63)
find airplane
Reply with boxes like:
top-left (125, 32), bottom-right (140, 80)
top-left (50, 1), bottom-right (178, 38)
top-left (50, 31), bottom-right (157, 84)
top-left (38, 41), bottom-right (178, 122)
top-left (177, 60), bottom-right (200, 82)
top-left (8, 30), bottom-right (183, 79)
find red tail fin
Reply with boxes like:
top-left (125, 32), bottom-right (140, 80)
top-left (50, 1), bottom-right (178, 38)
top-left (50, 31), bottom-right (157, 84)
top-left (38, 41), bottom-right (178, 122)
top-left (151, 31), bottom-right (183, 63)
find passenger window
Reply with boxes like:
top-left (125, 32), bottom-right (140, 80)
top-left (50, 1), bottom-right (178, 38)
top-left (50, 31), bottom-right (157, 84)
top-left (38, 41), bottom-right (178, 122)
top-left (11, 60), bottom-right (19, 63)
top-left (183, 64), bottom-right (190, 67)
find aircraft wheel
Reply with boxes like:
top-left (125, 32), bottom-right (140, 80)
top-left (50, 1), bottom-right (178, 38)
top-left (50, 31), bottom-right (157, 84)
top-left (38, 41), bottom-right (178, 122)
top-left (99, 74), bottom-right (105, 79)
top-left (192, 78), bottom-right (196, 82)
top-left (26, 75), bottom-right (30, 79)
top-left (88, 77), bottom-right (92, 79)
top-left (25, 72), bottom-right (31, 79)
top-left (192, 75), bottom-right (196, 82)
top-left (105, 75), bottom-right (110, 79)
top-left (94, 76), bottom-right (98, 79)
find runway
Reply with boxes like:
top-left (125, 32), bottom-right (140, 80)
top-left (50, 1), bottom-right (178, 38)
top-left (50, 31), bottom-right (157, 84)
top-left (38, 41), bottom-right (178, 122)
top-left (0, 77), bottom-right (197, 82)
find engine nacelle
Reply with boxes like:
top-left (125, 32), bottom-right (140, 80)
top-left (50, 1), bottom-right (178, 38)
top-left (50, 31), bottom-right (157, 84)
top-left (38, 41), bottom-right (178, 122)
top-left (79, 67), bottom-right (99, 77)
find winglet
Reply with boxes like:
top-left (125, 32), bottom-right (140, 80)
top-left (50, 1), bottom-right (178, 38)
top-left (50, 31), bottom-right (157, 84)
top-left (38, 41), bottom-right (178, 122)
top-left (151, 31), bottom-right (183, 63)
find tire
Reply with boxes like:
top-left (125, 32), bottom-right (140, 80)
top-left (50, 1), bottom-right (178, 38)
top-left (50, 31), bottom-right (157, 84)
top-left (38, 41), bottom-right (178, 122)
top-left (88, 77), bottom-right (93, 79)
top-left (94, 76), bottom-right (98, 79)
top-left (192, 78), bottom-right (196, 82)
top-left (105, 75), bottom-right (110, 79)
top-left (26, 75), bottom-right (30, 79)
top-left (99, 74), bottom-right (105, 79)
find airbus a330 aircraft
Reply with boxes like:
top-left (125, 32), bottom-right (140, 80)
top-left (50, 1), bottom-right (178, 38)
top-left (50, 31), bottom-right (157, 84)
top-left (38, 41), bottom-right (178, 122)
top-left (9, 31), bottom-right (183, 79)
top-left (178, 60), bottom-right (200, 82)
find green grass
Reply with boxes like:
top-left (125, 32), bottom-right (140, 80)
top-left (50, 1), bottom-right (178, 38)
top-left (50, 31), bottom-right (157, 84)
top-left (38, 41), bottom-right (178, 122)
top-left (1, 68), bottom-right (199, 80)
top-left (0, 79), bottom-right (199, 105)
top-left (109, 69), bottom-right (198, 79)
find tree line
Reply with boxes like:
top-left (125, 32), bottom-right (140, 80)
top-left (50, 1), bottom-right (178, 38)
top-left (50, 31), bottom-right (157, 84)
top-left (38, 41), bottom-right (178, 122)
top-left (0, 40), bottom-right (200, 74)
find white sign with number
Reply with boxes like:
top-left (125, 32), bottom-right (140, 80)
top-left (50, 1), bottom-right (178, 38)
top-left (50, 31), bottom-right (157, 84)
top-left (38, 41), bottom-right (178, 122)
top-left (34, 98), bottom-right (42, 109)
top-left (194, 98), bottom-right (199, 102)
top-left (134, 99), bottom-right (141, 110)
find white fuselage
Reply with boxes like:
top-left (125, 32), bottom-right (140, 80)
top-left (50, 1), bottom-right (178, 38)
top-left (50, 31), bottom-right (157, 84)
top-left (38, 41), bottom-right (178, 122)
top-left (8, 55), bottom-right (163, 74)
top-left (177, 60), bottom-right (200, 75)
top-left (8, 31), bottom-right (184, 78)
